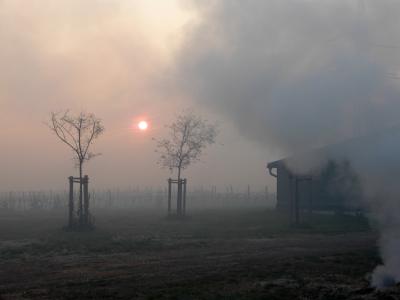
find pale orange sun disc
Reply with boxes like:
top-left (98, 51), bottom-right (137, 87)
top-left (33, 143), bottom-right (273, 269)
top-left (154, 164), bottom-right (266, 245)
top-left (138, 121), bottom-right (148, 131)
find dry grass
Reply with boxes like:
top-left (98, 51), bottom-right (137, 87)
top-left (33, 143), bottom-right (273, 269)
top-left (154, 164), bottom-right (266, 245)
top-left (0, 208), bottom-right (394, 299)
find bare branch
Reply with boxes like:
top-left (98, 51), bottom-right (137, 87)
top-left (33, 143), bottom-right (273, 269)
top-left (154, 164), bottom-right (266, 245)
top-left (154, 111), bottom-right (218, 179)
top-left (48, 110), bottom-right (105, 174)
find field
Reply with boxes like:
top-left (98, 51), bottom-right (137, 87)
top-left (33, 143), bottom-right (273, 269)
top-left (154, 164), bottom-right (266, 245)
top-left (0, 208), bottom-right (398, 299)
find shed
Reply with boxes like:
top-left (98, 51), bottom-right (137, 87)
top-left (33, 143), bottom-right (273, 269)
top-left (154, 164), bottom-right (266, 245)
top-left (267, 126), bottom-right (400, 218)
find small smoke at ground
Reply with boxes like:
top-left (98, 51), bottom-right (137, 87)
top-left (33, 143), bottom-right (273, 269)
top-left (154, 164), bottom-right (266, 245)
top-left (371, 240), bottom-right (400, 288)
top-left (369, 192), bottom-right (400, 288)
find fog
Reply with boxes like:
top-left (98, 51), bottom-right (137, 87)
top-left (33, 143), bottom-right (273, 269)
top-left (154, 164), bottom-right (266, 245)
top-left (0, 0), bottom-right (269, 192)
top-left (2, 1), bottom-right (400, 193)
top-left (3, 0), bottom-right (400, 296)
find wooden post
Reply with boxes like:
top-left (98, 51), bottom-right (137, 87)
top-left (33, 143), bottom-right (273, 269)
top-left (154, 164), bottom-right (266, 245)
top-left (183, 179), bottom-right (187, 215)
top-left (83, 175), bottom-right (89, 226)
top-left (289, 174), bottom-right (294, 225)
top-left (212, 186), bottom-right (216, 201)
top-left (308, 179), bottom-right (313, 220)
top-left (68, 176), bottom-right (74, 228)
top-left (177, 179), bottom-right (182, 216)
top-left (168, 178), bottom-right (172, 215)
top-left (295, 178), bottom-right (300, 226)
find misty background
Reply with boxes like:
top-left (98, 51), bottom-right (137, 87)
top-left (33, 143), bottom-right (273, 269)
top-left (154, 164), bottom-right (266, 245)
top-left (2, 0), bottom-right (400, 193)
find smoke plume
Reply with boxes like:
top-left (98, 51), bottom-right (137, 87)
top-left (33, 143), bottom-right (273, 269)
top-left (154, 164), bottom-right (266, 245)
top-left (175, 0), bottom-right (400, 155)
top-left (173, 0), bottom-right (400, 287)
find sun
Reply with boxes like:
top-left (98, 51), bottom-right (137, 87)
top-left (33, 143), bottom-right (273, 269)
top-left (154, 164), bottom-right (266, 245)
top-left (138, 120), bottom-right (149, 131)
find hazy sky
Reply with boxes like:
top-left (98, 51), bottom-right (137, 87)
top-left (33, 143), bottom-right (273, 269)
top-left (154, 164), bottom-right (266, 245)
top-left (2, 0), bottom-right (400, 192)
top-left (0, 0), bottom-right (269, 192)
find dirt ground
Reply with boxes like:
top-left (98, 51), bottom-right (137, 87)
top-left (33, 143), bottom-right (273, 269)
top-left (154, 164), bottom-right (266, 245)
top-left (0, 208), bottom-right (398, 299)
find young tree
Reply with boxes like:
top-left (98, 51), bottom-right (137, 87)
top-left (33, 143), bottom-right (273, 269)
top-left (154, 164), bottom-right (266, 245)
top-left (48, 111), bottom-right (104, 219)
top-left (155, 111), bottom-right (218, 183)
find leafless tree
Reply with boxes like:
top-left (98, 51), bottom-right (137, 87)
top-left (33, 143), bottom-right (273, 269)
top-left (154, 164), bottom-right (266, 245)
top-left (48, 111), bottom-right (104, 218)
top-left (155, 111), bottom-right (218, 182)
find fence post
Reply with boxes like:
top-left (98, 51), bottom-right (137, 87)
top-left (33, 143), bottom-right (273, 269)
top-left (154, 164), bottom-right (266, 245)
top-left (308, 179), bottom-right (313, 221)
top-left (295, 178), bottom-right (300, 226)
top-left (83, 175), bottom-right (89, 226)
top-left (68, 176), bottom-right (74, 228)
top-left (168, 178), bottom-right (172, 215)
top-left (177, 179), bottom-right (182, 216)
top-left (183, 179), bottom-right (187, 215)
top-left (289, 174), bottom-right (294, 225)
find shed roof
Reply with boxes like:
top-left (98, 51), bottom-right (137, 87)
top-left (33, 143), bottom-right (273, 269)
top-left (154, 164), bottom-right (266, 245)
top-left (267, 124), bottom-right (400, 177)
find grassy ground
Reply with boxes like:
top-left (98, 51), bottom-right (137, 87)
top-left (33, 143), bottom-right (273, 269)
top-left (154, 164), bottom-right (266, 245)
top-left (0, 208), bottom-right (396, 299)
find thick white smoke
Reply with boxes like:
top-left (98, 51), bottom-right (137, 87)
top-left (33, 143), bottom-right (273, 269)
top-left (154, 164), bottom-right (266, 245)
top-left (175, 0), bottom-right (400, 155)
top-left (173, 0), bottom-right (400, 287)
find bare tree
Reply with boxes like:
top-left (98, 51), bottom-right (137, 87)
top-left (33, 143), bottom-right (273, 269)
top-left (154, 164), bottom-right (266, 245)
top-left (48, 111), bottom-right (104, 219)
top-left (155, 111), bottom-right (218, 183)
